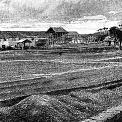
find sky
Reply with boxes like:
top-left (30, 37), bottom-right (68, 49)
top-left (0, 0), bottom-right (122, 34)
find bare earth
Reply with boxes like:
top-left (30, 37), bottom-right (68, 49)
top-left (0, 50), bottom-right (122, 122)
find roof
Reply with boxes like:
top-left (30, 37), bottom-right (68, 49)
top-left (17, 39), bottom-right (32, 43)
top-left (68, 31), bottom-right (79, 35)
top-left (46, 27), bottom-right (68, 33)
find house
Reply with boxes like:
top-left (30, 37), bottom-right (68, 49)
top-left (46, 27), bottom-right (68, 46)
top-left (0, 31), bottom-right (21, 48)
top-left (46, 27), bottom-right (68, 36)
top-left (0, 31), bottom-right (47, 49)
top-left (67, 31), bottom-right (85, 44)
top-left (103, 36), bottom-right (116, 46)
top-left (67, 31), bottom-right (78, 43)
top-left (0, 28), bottom-right (70, 49)
top-left (16, 38), bottom-right (32, 49)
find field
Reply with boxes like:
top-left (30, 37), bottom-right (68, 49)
top-left (0, 49), bottom-right (122, 121)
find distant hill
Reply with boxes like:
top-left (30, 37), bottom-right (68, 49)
top-left (0, 31), bottom-right (47, 39)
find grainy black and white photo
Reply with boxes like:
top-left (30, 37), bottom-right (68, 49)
top-left (0, 0), bottom-right (122, 122)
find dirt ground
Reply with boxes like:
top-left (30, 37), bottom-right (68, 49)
top-left (0, 50), bottom-right (122, 121)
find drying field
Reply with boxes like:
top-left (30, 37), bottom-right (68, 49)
top-left (0, 50), bottom-right (122, 122)
top-left (0, 87), bottom-right (122, 122)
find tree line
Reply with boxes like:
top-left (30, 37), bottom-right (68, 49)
top-left (96, 26), bottom-right (122, 50)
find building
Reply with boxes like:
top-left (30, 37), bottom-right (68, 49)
top-left (16, 38), bottom-right (32, 49)
top-left (0, 28), bottom-right (87, 49)
top-left (0, 31), bottom-right (22, 48)
top-left (0, 31), bottom-right (48, 48)
top-left (103, 36), bottom-right (116, 46)
top-left (46, 27), bottom-right (68, 46)
top-left (67, 31), bottom-right (84, 44)
top-left (67, 31), bottom-right (79, 43)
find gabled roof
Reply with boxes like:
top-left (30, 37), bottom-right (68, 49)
top-left (46, 27), bottom-right (68, 33)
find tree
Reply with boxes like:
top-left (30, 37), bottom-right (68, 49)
top-left (36, 39), bottom-right (47, 48)
top-left (96, 27), bottom-right (109, 43)
top-left (109, 26), bottom-right (122, 49)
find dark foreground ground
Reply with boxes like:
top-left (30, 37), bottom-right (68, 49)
top-left (0, 49), bottom-right (122, 121)
top-left (0, 86), bottom-right (122, 122)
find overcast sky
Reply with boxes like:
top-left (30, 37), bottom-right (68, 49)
top-left (0, 0), bottom-right (122, 34)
